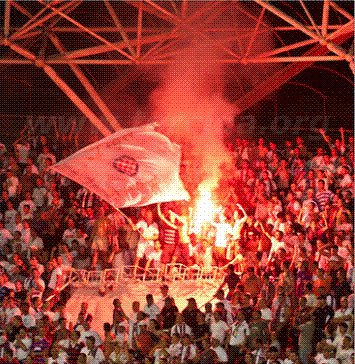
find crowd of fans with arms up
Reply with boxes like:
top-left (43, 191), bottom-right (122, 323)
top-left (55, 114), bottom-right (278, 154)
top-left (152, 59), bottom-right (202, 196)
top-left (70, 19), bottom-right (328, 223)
top-left (0, 120), bottom-right (353, 364)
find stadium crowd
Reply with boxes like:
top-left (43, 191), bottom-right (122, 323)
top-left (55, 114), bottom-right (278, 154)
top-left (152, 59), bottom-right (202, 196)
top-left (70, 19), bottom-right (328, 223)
top-left (0, 121), bottom-right (353, 364)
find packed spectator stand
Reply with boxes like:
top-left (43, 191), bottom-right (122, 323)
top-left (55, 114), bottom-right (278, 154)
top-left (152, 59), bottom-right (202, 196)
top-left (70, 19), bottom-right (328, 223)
top-left (0, 121), bottom-right (353, 364)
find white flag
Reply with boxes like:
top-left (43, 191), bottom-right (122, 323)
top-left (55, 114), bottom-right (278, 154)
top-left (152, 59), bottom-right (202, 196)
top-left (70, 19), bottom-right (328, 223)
top-left (51, 124), bottom-right (189, 208)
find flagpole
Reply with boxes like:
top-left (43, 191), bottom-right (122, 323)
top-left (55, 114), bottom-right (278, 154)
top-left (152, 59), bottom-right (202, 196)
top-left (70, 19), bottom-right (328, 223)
top-left (114, 207), bottom-right (142, 236)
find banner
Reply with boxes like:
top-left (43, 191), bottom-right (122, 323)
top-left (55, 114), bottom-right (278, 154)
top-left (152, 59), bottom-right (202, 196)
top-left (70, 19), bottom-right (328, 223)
top-left (52, 124), bottom-right (189, 208)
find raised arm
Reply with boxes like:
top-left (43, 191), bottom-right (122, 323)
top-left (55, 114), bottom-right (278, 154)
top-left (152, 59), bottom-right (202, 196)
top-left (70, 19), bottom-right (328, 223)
top-left (258, 221), bottom-right (272, 240)
top-left (318, 128), bottom-right (332, 148)
top-left (68, 118), bottom-right (77, 142)
top-left (52, 117), bottom-right (60, 140)
top-left (339, 127), bottom-right (346, 150)
top-left (236, 203), bottom-right (247, 219)
top-left (157, 203), bottom-right (178, 230)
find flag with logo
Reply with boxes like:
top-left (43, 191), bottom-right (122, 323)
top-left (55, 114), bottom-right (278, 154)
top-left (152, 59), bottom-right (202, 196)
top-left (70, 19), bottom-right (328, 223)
top-left (51, 124), bottom-right (189, 208)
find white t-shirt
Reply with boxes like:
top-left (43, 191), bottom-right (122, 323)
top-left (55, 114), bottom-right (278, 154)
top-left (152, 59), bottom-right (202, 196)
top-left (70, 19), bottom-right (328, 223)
top-left (212, 345), bottom-right (228, 363)
top-left (0, 228), bottom-right (13, 248)
top-left (229, 320), bottom-right (250, 346)
top-left (15, 143), bottom-right (30, 164)
top-left (32, 187), bottom-right (47, 207)
top-left (12, 337), bottom-right (32, 361)
top-left (143, 303), bottom-right (160, 320)
top-left (336, 348), bottom-right (354, 364)
top-left (29, 236), bottom-right (44, 250)
top-left (213, 222), bottom-right (232, 248)
top-left (80, 346), bottom-right (105, 364)
top-left (5, 176), bottom-right (19, 197)
top-left (260, 307), bottom-right (272, 321)
top-left (18, 200), bottom-right (37, 215)
top-left (48, 267), bottom-right (62, 290)
top-left (210, 320), bottom-right (229, 344)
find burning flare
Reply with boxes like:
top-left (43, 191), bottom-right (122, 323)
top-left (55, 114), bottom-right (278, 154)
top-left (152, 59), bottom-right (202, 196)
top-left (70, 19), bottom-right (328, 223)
top-left (191, 180), bottom-right (219, 235)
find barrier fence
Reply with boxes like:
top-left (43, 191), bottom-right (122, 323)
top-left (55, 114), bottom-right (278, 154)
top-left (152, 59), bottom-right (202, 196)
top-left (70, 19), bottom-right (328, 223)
top-left (63, 263), bottom-right (234, 290)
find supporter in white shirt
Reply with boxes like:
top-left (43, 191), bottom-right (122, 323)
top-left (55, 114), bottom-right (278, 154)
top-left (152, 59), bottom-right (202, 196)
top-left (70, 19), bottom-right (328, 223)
top-left (228, 311), bottom-right (250, 347)
top-left (336, 336), bottom-right (354, 364)
top-left (152, 338), bottom-right (170, 364)
top-left (46, 257), bottom-right (63, 298)
top-left (333, 296), bottom-right (353, 334)
top-left (5, 297), bottom-right (22, 324)
top-left (18, 192), bottom-right (37, 216)
top-left (47, 344), bottom-right (67, 364)
top-left (26, 157), bottom-right (39, 175)
top-left (21, 219), bottom-right (31, 247)
top-left (145, 241), bottom-right (163, 270)
top-left (4, 201), bottom-right (18, 233)
top-left (2, 272), bottom-right (16, 291)
top-left (11, 327), bottom-right (32, 362)
top-left (157, 284), bottom-right (171, 310)
top-left (80, 321), bottom-right (103, 347)
top-left (168, 333), bottom-right (183, 361)
top-left (143, 293), bottom-right (160, 320)
top-left (322, 346), bottom-right (340, 364)
top-left (28, 228), bottom-right (44, 251)
top-left (211, 337), bottom-right (228, 363)
top-left (28, 255), bottom-right (44, 276)
top-left (14, 139), bottom-right (31, 165)
top-left (108, 342), bottom-right (131, 364)
top-left (4, 170), bottom-right (19, 198)
top-left (24, 268), bottom-right (45, 300)
top-left (111, 320), bottom-right (127, 346)
top-left (0, 221), bottom-right (13, 249)
top-left (226, 310), bottom-right (250, 364)
top-left (62, 218), bottom-right (78, 249)
top-left (37, 146), bottom-right (56, 173)
top-left (266, 346), bottom-right (284, 364)
top-left (32, 177), bottom-right (48, 208)
top-left (170, 313), bottom-right (192, 338)
top-left (211, 214), bottom-right (233, 249)
top-left (80, 335), bottom-right (105, 364)
top-left (40, 301), bottom-right (56, 322)
top-left (210, 311), bottom-right (229, 345)
top-left (20, 302), bottom-right (36, 328)
top-left (180, 334), bottom-right (197, 363)
top-left (134, 209), bottom-right (159, 271)
top-left (215, 290), bottom-right (234, 326)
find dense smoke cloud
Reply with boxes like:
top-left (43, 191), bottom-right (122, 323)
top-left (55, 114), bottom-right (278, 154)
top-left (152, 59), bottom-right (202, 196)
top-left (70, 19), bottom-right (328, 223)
top-left (150, 36), bottom-right (237, 194)
top-left (148, 2), bottom-right (277, 196)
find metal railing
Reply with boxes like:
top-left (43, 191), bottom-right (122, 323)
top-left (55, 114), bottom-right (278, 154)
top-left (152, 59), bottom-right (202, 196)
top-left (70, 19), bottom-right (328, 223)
top-left (67, 264), bottom-right (229, 288)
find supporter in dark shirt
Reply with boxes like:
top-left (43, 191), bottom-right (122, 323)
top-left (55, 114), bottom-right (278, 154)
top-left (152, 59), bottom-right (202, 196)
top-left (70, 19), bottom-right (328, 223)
top-left (160, 297), bottom-right (179, 330)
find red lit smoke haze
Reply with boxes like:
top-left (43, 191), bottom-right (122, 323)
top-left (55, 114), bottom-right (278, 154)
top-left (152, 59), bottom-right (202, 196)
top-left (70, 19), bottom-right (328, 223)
top-left (150, 37), bottom-right (236, 194)
top-left (102, 2), bottom-right (277, 195)
top-left (149, 3), bottom-right (276, 195)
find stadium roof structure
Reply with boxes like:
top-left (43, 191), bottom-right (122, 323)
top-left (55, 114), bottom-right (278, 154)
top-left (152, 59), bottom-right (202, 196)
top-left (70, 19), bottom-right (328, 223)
top-left (0, 1), bottom-right (353, 136)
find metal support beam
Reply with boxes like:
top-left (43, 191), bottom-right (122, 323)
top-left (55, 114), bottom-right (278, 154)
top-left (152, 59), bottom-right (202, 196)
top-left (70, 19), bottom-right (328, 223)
top-left (49, 34), bottom-right (122, 131)
top-left (4, 0), bottom-right (11, 38)
top-left (299, 0), bottom-right (322, 37)
top-left (49, 32), bottom-right (179, 60)
top-left (254, 0), bottom-right (354, 64)
top-left (257, 39), bottom-right (318, 58)
top-left (329, 1), bottom-right (353, 21)
top-left (137, 0), bottom-right (143, 59)
top-left (181, 0), bottom-right (188, 17)
top-left (244, 7), bottom-right (265, 59)
top-left (37, 0), bottom-right (135, 62)
top-left (104, 0), bottom-right (136, 57)
top-left (322, 0), bottom-right (330, 37)
top-left (10, 1), bottom-right (74, 40)
top-left (235, 20), bottom-right (354, 113)
top-left (42, 65), bottom-right (112, 136)
top-left (11, 1), bottom-right (32, 18)
top-left (6, 41), bottom-right (112, 136)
